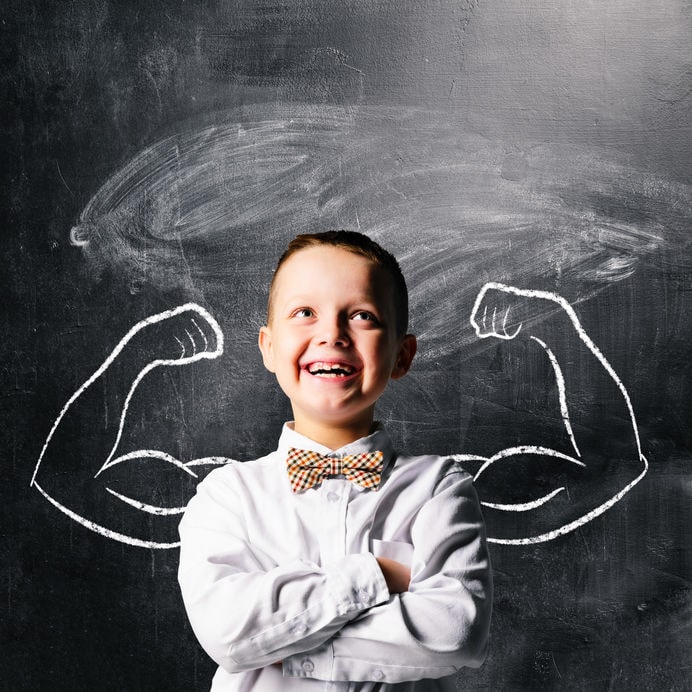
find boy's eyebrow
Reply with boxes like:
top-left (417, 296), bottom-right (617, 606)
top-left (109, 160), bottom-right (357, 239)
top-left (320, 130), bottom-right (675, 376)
top-left (279, 294), bottom-right (382, 309)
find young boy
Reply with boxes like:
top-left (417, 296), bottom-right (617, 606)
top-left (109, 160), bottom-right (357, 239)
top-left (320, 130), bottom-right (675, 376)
top-left (178, 230), bottom-right (492, 691)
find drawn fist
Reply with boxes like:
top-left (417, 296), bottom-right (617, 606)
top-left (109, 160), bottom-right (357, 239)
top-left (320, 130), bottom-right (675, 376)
top-left (470, 282), bottom-right (560, 341)
top-left (126, 303), bottom-right (224, 367)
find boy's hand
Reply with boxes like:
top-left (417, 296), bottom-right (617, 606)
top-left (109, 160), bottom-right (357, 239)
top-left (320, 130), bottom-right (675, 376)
top-left (376, 557), bottom-right (411, 594)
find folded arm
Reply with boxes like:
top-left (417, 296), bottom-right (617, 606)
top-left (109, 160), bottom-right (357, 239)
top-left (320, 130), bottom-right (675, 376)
top-left (177, 466), bottom-right (393, 674)
top-left (281, 470), bottom-right (492, 683)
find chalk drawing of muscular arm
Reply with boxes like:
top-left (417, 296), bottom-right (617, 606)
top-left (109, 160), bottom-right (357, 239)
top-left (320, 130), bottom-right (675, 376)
top-left (30, 304), bottom-right (228, 548)
top-left (31, 286), bottom-right (647, 549)
top-left (458, 282), bottom-right (648, 545)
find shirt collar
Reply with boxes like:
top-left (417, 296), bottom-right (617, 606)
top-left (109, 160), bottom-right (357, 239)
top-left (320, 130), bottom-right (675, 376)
top-left (277, 422), bottom-right (395, 471)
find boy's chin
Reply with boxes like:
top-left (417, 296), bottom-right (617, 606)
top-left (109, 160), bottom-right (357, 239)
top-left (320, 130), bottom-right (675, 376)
top-left (293, 404), bottom-right (377, 430)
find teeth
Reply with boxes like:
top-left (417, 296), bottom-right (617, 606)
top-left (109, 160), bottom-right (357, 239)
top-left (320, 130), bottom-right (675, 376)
top-left (308, 362), bottom-right (354, 376)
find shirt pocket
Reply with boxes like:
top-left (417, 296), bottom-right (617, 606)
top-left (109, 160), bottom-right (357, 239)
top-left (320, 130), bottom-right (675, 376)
top-left (371, 538), bottom-right (414, 566)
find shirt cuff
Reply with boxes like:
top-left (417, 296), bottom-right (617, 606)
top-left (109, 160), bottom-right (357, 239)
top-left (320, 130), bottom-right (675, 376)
top-left (328, 552), bottom-right (389, 616)
top-left (282, 642), bottom-right (333, 680)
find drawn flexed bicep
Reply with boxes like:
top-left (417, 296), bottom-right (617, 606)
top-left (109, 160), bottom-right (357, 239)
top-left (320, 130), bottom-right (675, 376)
top-left (466, 283), bottom-right (648, 545)
top-left (31, 304), bottom-right (230, 548)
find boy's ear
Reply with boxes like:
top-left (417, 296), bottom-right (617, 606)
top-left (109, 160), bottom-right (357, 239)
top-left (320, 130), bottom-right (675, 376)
top-left (390, 334), bottom-right (417, 380)
top-left (258, 326), bottom-right (276, 373)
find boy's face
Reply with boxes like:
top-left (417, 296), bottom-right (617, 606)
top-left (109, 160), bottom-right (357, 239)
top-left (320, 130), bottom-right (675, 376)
top-left (259, 245), bottom-right (416, 445)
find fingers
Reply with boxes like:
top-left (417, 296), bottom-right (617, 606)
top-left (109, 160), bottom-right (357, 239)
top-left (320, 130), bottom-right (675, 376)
top-left (151, 304), bottom-right (224, 365)
top-left (471, 298), bottom-right (522, 340)
top-left (174, 315), bottom-right (215, 360)
top-left (477, 303), bottom-right (522, 339)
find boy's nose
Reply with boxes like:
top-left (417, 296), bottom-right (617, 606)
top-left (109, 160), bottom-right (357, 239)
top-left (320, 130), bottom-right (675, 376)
top-left (318, 317), bottom-right (350, 347)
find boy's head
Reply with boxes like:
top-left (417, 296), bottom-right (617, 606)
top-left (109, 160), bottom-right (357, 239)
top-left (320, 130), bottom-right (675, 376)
top-left (267, 230), bottom-right (410, 336)
top-left (259, 230), bottom-right (417, 447)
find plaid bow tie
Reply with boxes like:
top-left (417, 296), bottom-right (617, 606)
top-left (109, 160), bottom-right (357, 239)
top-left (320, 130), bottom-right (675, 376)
top-left (286, 447), bottom-right (384, 493)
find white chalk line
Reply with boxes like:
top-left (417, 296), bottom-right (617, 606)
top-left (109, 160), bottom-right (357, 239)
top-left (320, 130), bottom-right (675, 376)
top-left (470, 445), bottom-right (587, 480)
top-left (100, 310), bottom-right (223, 475)
top-left (191, 318), bottom-right (208, 351)
top-left (470, 282), bottom-right (643, 459)
top-left (105, 488), bottom-right (187, 515)
top-left (531, 336), bottom-right (581, 458)
top-left (486, 454), bottom-right (649, 545)
top-left (31, 302), bottom-right (224, 487)
top-left (30, 303), bottom-right (225, 548)
top-left (33, 287), bottom-right (649, 549)
top-left (100, 449), bottom-right (198, 475)
top-left (468, 282), bottom-right (648, 544)
top-left (103, 452), bottom-right (236, 515)
top-left (481, 487), bottom-right (566, 512)
top-left (33, 480), bottom-right (182, 549)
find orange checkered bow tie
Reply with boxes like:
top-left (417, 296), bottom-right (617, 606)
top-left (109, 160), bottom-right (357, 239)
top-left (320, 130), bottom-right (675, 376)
top-left (286, 447), bottom-right (384, 493)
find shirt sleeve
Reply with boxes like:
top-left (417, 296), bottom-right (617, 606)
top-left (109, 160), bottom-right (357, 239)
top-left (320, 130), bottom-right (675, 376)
top-left (282, 467), bottom-right (493, 684)
top-left (177, 464), bottom-right (390, 674)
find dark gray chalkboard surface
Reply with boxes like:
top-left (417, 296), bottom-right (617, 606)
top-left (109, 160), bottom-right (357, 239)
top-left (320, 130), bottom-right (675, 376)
top-left (2, 2), bottom-right (690, 690)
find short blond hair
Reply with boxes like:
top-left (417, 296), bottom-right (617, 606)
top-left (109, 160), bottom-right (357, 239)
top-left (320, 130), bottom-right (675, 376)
top-left (267, 230), bottom-right (409, 336)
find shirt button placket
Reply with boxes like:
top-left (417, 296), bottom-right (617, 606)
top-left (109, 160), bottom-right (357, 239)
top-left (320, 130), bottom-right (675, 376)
top-left (319, 478), bottom-right (348, 564)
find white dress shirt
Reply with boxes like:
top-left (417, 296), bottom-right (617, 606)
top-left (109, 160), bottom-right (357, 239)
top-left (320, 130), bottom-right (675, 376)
top-left (178, 423), bottom-right (492, 691)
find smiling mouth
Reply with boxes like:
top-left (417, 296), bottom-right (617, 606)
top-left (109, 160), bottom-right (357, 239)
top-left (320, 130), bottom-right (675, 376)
top-left (306, 362), bottom-right (357, 378)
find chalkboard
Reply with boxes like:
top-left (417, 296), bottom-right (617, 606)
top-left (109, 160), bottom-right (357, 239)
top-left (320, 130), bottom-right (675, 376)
top-left (2, 2), bottom-right (690, 690)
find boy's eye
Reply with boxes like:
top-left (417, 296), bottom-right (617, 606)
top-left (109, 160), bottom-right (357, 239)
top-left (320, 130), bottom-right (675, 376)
top-left (352, 311), bottom-right (379, 324)
top-left (292, 308), bottom-right (315, 318)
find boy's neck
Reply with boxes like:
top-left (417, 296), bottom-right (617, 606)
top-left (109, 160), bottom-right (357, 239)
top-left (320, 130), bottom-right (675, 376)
top-left (292, 416), bottom-right (375, 451)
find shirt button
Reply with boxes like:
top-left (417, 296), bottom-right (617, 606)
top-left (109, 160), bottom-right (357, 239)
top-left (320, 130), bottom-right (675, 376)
top-left (327, 491), bottom-right (340, 503)
top-left (373, 669), bottom-right (385, 681)
top-left (358, 588), bottom-right (372, 605)
top-left (290, 619), bottom-right (307, 634)
top-left (302, 658), bottom-right (315, 673)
